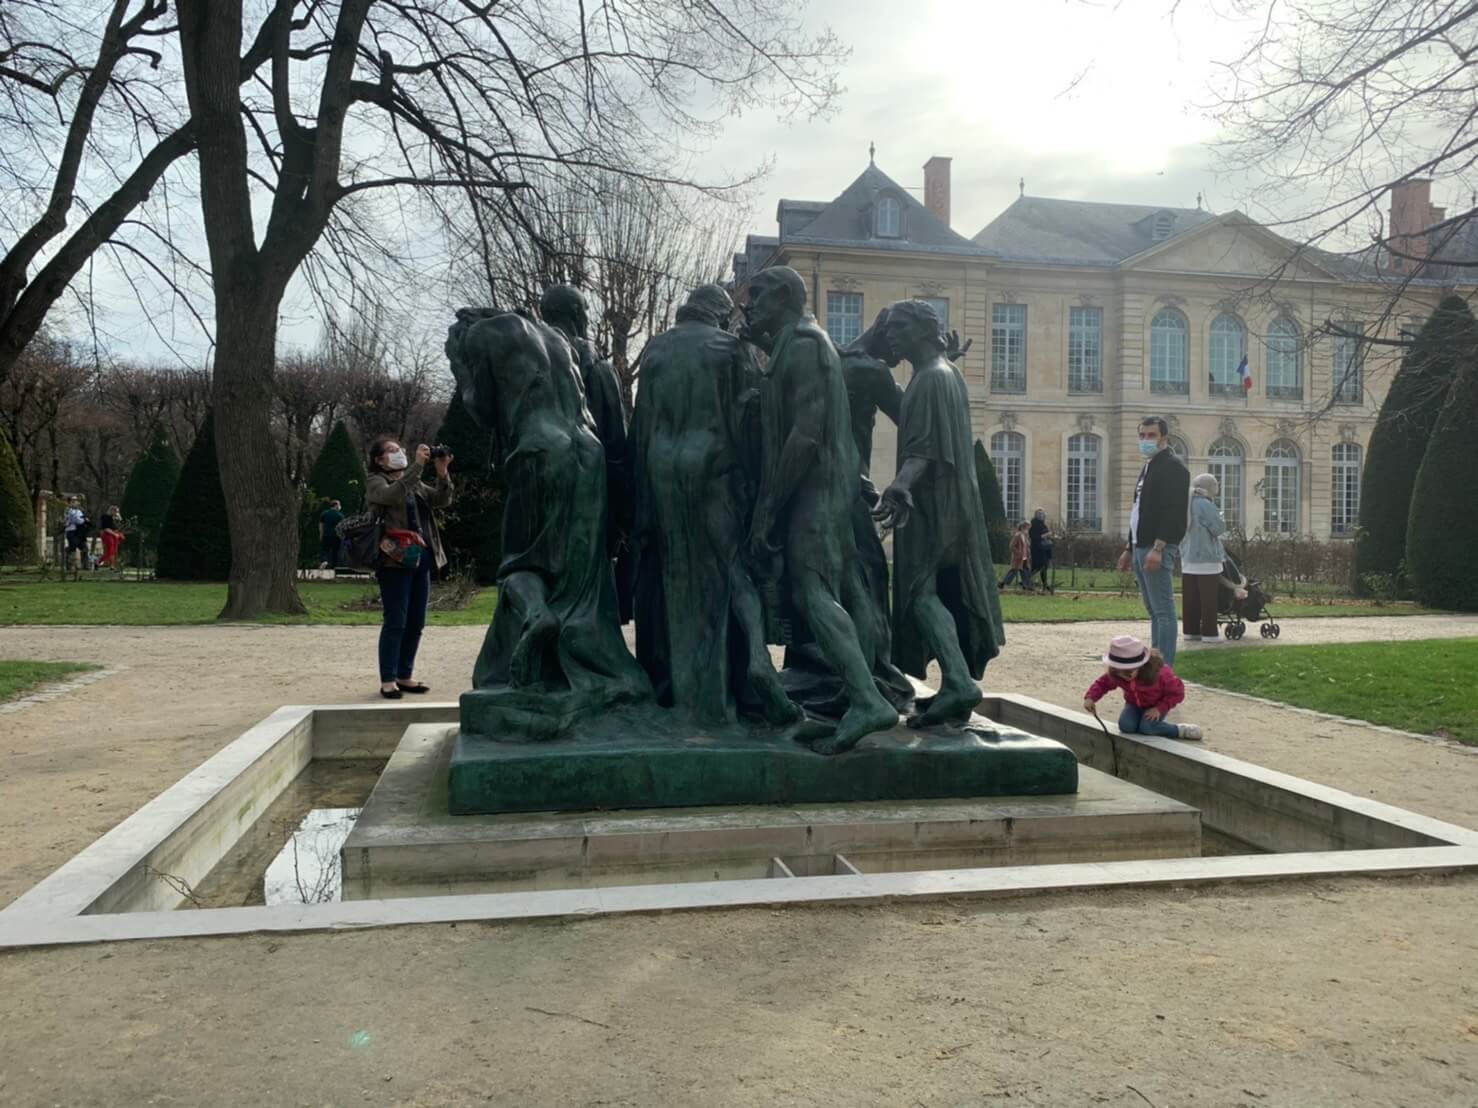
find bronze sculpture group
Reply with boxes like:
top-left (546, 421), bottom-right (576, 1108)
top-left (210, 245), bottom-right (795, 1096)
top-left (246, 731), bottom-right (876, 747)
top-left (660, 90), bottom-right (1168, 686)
top-left (444, 267), bottom-right (1004, 755)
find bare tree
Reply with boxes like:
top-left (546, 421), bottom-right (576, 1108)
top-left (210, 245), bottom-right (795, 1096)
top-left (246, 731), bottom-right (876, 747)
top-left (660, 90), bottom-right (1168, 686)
top-left (172, 0), bottom-right (842, 617)
top-left (1204, 0), bottom-right (1478, 415)
top-left (458, 172), bottom-right (750, 411)
top-left (0, 1), bottom-right (200, 383)
top-left (0, 330), bottom-right (89, 493)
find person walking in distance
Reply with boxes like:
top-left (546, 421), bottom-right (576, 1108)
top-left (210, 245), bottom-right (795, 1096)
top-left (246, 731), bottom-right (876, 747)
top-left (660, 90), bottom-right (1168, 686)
top-left (318, 499), bottom-right (344, 570)
top-left (365, 439), bottom-right (453, 699)
top-left (62, 496), bottom-right (90, 571)
top-left (999, 522), bottom-right (1033, 591)
top-left (98, 504), bottom-right (125, 570)
top-left (1117, 416), bottom-right (1190, 663)
top-left (1181, 474), bottom-right (1229, 643)
top-left (1029, 507), bottom-right (1054, 593)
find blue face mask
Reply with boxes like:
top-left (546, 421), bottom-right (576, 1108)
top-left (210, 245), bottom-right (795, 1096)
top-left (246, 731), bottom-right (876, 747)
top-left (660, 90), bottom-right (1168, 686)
top-left (1138, 439), bottom-right (1160, 458)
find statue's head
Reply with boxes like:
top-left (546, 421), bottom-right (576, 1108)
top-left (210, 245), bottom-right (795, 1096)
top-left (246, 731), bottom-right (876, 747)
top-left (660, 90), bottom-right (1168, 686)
top-left (675, 283), bottom-right (734, 328)
top-left (849, 306), bottom-right (897, 364)
top-left (883, 299), bottom-right (946, 361)
top-left (744, 266), bottom-right (806, 345)
top-left (539, 284), bottom-right (589, 339)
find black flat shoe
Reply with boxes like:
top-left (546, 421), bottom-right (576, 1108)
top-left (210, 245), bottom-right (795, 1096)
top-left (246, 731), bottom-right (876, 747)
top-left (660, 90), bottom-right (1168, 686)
top-left (396, 681), bottom-right (430, 694)
top-left (379, 687), bottom-right (403, 700)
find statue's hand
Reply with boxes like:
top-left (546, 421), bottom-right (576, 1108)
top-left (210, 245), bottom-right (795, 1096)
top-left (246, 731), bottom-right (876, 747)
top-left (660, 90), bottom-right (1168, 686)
top-left (872, 486), bottom-right (913, 532)
top-left (945, 331), bottom-right (974, 362)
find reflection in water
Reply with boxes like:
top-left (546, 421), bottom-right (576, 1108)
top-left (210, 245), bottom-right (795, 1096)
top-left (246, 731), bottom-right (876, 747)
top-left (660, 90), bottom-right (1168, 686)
top-left (186, 760), bottom-right (383, 910)
top-left (263, 807), bottom-right (361, 905)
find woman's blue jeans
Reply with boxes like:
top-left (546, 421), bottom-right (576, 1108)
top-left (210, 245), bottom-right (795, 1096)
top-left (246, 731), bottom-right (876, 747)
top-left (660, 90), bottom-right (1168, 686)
top-left (1118, 704), bottom-right (1181, 738)
top-left (1132, 544), bottom-right (1180, 664)
top-left (377, 566), bottom-right (431, 683)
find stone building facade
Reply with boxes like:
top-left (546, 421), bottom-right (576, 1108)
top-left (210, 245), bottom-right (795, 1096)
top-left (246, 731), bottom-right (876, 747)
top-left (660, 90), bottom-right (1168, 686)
top-left (734, 158), bottom-right (1467, 542)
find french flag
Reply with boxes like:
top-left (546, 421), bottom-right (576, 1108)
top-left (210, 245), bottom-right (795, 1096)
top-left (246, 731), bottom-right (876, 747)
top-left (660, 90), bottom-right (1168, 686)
top-left (1237, 354), bottom-right (1252, 393)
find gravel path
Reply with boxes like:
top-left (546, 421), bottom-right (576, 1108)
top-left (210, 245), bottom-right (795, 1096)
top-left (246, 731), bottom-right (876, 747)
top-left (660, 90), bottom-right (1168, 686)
top-left (0, 615), bottom-right (1476, 1105)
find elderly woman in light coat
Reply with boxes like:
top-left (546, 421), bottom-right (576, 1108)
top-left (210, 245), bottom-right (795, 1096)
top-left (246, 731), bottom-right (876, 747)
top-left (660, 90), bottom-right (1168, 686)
top-left (1181, 473), bottom-right (1228, 642)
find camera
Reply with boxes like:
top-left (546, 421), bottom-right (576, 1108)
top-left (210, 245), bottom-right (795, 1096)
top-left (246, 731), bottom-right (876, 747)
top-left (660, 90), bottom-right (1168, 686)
top-left (429, 444), bottom-right (452, 460)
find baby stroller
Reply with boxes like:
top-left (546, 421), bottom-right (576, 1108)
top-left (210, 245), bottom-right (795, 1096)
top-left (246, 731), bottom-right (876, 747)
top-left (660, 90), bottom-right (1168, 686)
top-left (1216, 554), bottom-right (1280, 640)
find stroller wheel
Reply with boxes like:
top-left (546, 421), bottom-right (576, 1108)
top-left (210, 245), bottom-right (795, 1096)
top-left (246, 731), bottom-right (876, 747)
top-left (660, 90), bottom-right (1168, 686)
top-left (1271, 624), bottom-right (1281, 639)
top-left (1260, 623), bottom-right (1271, 638)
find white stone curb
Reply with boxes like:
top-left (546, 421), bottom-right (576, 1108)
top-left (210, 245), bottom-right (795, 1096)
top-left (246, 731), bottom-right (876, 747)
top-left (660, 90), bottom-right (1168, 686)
top-left (0, 665), bottom-right (121, 715)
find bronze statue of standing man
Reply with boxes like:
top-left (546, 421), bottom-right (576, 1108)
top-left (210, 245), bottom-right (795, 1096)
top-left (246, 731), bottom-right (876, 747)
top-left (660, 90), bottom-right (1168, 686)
top-left (744, 266), bottom-right (898, 754)
top-left (874, 300), bottom-right (1004, 727)
top-left (540, 285), bottom-right (635, 620)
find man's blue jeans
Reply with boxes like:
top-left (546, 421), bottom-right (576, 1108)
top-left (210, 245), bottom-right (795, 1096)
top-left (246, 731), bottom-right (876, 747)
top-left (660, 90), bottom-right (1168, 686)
top-left (1118, 704), bottom-right (1181, 738)
top-left (1133, 544), bottom-right (1179, 665)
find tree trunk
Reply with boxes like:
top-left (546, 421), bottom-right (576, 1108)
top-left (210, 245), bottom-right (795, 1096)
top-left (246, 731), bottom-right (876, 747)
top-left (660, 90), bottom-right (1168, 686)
top-left (214, 290), bottom-right (306, 619)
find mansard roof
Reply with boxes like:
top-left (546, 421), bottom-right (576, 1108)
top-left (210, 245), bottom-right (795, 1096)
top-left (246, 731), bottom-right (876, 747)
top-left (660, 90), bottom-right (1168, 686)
top-left (779, 163), bottom-right (984, 256)
top-left (972, 195), bottom-right (1218, 265)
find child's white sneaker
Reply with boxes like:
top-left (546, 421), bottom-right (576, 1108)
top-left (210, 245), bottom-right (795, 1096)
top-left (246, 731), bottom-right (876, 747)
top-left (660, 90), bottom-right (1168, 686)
top-left (1177, 723), bottom-right (1203, 741)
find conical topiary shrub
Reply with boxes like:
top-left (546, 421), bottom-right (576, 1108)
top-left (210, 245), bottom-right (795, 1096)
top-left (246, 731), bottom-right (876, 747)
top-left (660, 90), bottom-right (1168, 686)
top-left (120, 424), bottom-right (181, 562)
top-left (1355, 295), bottom-right (1473, 594)
top-left (1406, 346), bottom-right (1478, 611)
top-left (156, 411), bottom-right (232, 581)
top-left (0, 430), bottom-right (36, 565)
top-left (433, 390), bottom-right (504, 584)
top-left (973, 439), bottom-right (1010, 566)
top-left (298, 420), bottom-right (367, 564)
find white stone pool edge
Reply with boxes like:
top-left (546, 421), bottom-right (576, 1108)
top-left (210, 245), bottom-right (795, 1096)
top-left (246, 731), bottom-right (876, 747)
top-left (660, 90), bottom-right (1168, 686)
top-left (1, 695), bottom-right (1475, 950)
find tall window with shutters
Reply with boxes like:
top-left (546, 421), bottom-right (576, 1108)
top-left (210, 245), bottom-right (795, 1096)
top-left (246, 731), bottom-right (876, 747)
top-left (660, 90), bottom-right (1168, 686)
top-left (990, 431), bottom-right (1025, 522)
top-left (1150, 308), bottom-right (1189, 393)
top-left (825, 292), bottom-right (863, 347)
top-left (1207, 437), bottom-right (1244, 532)
top-left (1332, 443), bottom-right (1362, 535)
top-left (1068, 306), bottom-right (1102, 392)
top-left (1066, 433), bottom-right (1101, 530)
top-left (1262, 440), bottom-right (1300, 534)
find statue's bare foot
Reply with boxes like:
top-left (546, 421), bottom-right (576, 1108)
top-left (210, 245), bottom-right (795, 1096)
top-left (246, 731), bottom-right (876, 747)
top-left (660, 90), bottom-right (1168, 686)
top-left (907, 680), bottom-right (982, 729)
top-left (812, 696), bottom-right (897, 756)
top-left (751, 665), bottom-right (804, 725)
top-left (789, 715), bottom-right (836, 745)
top-left (509, 612), bottom-right (558, 687)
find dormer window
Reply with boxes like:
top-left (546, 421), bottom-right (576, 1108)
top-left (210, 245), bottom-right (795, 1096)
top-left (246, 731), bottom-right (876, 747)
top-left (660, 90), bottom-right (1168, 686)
top-left (876, 195), bottom-right (901, 238)
top-left (1152, 210), bottom-right (1176, 241)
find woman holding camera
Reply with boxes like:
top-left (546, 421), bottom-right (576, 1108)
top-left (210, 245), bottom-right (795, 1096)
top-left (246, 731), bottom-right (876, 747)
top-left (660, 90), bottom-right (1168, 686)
top-left (365, 437), bottom-right (453, 698)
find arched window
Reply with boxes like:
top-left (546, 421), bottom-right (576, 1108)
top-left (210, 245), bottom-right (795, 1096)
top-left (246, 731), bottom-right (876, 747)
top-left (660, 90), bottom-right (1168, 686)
top-left (1167, 435), bottom-right (1189, 462)
top-left (1332, 442), bottom-right (1362, 536)
top-left (876, 195), bottom-right (901, 238)
top-left (1209, 313), bottom-right (1247, 395)
top-left (1262, 440), bottom-right (1300, 534)
top-left (990, 431), bottom-right (1025, 523)
top-left (1207, 437), bottom-right (1244, 531)
top-left (1266, 318), bottom-right (1302, 399)
top-left (1066, 433), bottom-right (1101, 530)
top-left (1150, 308), bottom-right (1188, 393)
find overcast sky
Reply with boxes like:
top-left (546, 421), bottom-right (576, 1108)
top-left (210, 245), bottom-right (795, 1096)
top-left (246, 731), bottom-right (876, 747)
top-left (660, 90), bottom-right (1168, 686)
top-left (711, 0), bottom-right (1252, 242)
top-left (69, 0), bottom-right (1279, 363)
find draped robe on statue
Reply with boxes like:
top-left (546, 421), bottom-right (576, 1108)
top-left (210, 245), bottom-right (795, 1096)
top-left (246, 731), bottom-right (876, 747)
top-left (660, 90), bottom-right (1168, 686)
top-left (891, 358), bottom-right (1004, 680)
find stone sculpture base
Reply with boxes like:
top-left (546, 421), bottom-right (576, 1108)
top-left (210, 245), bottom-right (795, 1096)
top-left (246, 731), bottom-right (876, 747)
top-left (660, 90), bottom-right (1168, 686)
top-left (448, 706), bottom-right (1077, 815)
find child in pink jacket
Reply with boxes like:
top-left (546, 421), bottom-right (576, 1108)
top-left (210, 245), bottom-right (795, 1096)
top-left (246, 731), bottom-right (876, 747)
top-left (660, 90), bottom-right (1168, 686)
top-left (1082, 634), bottom-right (1203, 741)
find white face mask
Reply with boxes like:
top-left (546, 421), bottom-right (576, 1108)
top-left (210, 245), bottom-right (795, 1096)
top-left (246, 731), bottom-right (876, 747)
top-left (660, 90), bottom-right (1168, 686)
top-left (385, 450), bottom-right (408, 470)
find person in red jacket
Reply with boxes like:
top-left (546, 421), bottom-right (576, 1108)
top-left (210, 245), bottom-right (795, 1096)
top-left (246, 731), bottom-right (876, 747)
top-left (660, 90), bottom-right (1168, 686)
top-left (1082, 634), bottom-right (1203, 741)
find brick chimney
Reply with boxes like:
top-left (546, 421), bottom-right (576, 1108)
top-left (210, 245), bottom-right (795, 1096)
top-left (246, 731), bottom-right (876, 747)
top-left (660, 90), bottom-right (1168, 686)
top-left (923, 156), bottom-right (952, 227)
top-left (1389, 178), bottom-right (1434, 274)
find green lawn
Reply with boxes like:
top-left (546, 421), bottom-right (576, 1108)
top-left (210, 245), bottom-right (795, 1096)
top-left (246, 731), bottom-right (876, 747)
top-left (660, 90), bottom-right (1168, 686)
top-left (1175, 638), bottom-right (1478, 745)
top-left (0, 660), bottom-right (98, 702)
top-left (0, 578), bottom-right (497, 626)
top-left (0, 575), bottom-right (1433, 626)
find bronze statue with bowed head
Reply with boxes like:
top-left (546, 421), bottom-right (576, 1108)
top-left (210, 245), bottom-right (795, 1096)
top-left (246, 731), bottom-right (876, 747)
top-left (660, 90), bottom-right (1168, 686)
top-left (873, 299), bottom-right (1004, 728)
top-left (742, 266), bottom-right (898, 754)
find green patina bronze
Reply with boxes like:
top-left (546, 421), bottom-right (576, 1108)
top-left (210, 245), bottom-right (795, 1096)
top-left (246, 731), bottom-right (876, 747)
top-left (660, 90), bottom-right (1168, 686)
top-left (441, 276), bottom-right (1068, 815)
top-left (447, 707), bottom-right (1077, 815)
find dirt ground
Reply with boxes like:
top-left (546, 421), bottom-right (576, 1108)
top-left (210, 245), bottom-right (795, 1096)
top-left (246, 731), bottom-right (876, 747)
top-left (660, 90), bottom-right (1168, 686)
top-left (1, 616), bottom-right (1477, 1106)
